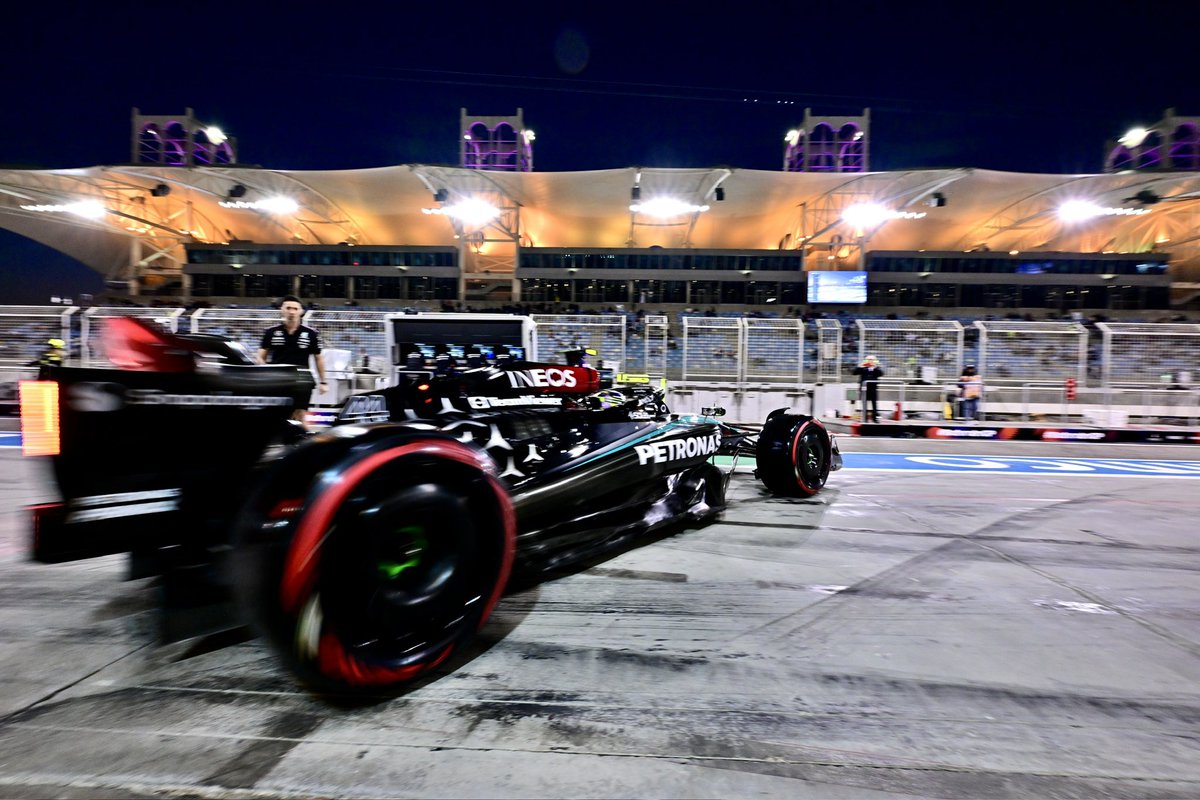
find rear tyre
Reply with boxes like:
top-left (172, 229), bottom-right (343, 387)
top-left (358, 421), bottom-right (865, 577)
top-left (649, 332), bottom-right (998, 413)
top-left (755, 414), bottom-right (832, 497)
top-left (234, 438), bottom-right (515, 696)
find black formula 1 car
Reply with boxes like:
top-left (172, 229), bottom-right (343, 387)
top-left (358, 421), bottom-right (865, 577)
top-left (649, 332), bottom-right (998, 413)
top-left (22, 317), bottom-right (840, 695)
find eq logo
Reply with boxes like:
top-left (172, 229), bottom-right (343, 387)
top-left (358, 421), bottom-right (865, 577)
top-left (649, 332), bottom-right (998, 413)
top-left (634, 433), bottom-right (720, 465)
top-left (506, 368), bottom-right (578, 390)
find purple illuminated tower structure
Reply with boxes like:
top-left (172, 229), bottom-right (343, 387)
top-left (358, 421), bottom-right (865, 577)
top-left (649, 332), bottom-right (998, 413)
top-left (1105, 108), bottom-right (1200, 172)
top-left (783, 108), bottom-right (870, 173)
top-left (460, 108), bottom-right (534, 171)
top-left (131, 108), bottom-right (237, 167)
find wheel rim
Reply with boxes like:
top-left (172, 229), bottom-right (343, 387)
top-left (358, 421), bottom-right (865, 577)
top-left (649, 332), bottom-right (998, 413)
top-left (278, 439), bottom-right (516, 689)
top-left (792, 423), bottom-right (829, 491)
top-left (322, 477), bottom-right (481, 663)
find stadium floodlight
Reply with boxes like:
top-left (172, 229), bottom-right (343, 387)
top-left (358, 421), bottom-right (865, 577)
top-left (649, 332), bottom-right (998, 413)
top-left (422, 197), bottom-right (500, 226)
top-left (1057, 200), bottom-right (1151, 222)
top-left (522, 129), bottom-right (536, 142)
top-left (1057, 200), bottom-right (1105, 222)
top-left (842, 203), bottom-right (890, 228)
top-left (205, 126), bottom-right (227, 145)
top-left (784, 129), bottom-right (800, 144)
top-left (629, 197), bottom-right (710, 218)
top-left (255, 196), bottom-right (299, 214)
top-left (218, 196), bottom-right (299, 213)
top-left (1118, 127), bottom-right (1149, 148)
top-left (841, 202), bottom-right (925, 229)
top-left (65, 200), bottom-right (107, 220)
top-left (19, 200), bottom-right (107, 220)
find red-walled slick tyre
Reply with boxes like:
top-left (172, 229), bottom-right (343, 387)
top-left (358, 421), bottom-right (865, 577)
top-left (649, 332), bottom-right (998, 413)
top-left (234, 437), bottom-right (515, 696)
top-left (755, 414), bottom-right (833, 497)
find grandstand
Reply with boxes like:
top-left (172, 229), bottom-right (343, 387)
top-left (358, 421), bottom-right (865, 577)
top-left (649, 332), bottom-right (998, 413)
top-left (1, 164), bottom-right (1198, 316)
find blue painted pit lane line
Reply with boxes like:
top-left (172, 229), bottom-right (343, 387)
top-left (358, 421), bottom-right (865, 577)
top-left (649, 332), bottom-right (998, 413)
top-left (841, 453), bottom-right (1200, 477)
top-left (5, 433), bottom-right (1198, 477)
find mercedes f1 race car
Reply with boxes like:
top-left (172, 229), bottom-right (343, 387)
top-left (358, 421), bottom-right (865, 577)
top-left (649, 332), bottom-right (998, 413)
top-left (22, 317), bottom-right (840, 695)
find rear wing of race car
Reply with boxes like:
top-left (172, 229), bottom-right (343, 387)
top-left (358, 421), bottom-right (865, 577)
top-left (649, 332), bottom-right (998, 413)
top-left (22, 317), bottom-right (308, 563)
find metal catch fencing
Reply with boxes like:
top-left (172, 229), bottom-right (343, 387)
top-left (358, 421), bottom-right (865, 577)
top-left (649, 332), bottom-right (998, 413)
top-left (814, 319), bottom-right (843, 383)
top-left (974, 320), bottom-right (1088, 385)
top-left (0, 305), bottom-right (76, 367)
top-left (1096, 322), bottom-right (1200, 388)
top-left (81, 307), bottom-right (184, 367)
top-left (306, 309), bottom-right (391, 377)
top-left (681, 317), bottom-right (743, 383)
top-left (188, 308), bottom-right (282, 357)
top-left (1, 306), bottom-right (1196, 413)
top-left (530, 315), bottom-right (627, 373)
top-left (0, 305), bottom-right (77, 412)
top-left (744, 318), bottom-right (805, 385)
top-left (855, 319), bottom-right (964, 385)
top-left (622, 314), bottom-right (669, 379)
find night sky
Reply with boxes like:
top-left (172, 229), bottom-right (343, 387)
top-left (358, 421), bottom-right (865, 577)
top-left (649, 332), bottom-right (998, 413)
top-left (2, 1), bottom-right (1198, 303)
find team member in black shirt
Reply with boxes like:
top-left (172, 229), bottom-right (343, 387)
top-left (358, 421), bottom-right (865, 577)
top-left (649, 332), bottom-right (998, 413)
top-left (257, 295), bottom-right (328, 425)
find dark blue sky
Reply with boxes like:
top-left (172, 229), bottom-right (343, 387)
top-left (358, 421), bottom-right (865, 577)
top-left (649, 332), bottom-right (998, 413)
top-left (2, 1), bottom-right (1198, 302)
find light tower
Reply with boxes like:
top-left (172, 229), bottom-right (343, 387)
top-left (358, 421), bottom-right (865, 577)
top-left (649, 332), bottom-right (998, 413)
top-left (783, 108), bottom-right (870, 173)
top-left (460, 108), bottom-right (534, 171)
top-left (131, 108), bottom-right (237, 166)
top-left (1105, 108), bottom-right (1200, 172)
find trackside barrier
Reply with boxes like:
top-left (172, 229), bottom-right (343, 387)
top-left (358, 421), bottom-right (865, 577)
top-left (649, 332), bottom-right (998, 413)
top-left (855, 319), bottom-right (963, 386)
top-left (0, 305), bottom-right (79, 413)
top-left (304, 310), bottom-right (390, 376)
top-left (4, 306), bottom-right (1198, 424)
top-left (815, 319), bottom-right (843, 384)
top-left (637, 314), bottom-right (669, 382)
top-left (530, 315), bottom-right (627, 373)
top-left (0, 305), bottom-right (77, 367)
top-left (744, 318), bottom-right (804, 385)
top-left (189, 308), bottom-right (282, 358)
top-left (81, 307), bottom-right (183, 367)
top-left (975, 320), bottom-right (1087, 386)
top-left (1097, 322), bottom-right (1200, 387)
top-left (681, 317), bottom-right (743, 384)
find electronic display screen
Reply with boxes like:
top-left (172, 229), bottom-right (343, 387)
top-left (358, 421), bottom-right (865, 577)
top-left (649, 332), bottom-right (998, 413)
top-left (807, 271), bottom-right (867, 303)
top-left (390, 316), bottom-right (531, 366)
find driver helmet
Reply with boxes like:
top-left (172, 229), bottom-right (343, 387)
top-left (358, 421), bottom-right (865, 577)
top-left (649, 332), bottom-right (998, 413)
top-left (48, 338), bottom-right (65, 349)
top-left (592, 389), bottom-right (626, 409)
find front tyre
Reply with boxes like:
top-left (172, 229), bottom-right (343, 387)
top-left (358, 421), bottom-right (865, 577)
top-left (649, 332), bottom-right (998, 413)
top-left (755, 415), bottom-right (833, 497)
top-left (235, 437), bottom-right (515, 696)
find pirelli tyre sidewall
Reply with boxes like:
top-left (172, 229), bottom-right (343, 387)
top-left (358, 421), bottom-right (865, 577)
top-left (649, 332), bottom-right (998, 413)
top-left (232, 433), bottom-right (515, 696)
top-left (755, 414), bottom-right (832, 497)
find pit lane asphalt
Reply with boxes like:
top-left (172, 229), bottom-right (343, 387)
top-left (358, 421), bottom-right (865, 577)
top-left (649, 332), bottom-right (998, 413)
top-left (1, 437), bottom-right (1199, 799)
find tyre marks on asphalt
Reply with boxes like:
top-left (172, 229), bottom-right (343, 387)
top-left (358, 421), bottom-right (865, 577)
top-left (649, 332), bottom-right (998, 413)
top-left (200, 709), bottom-right (323, 789)
top-left (3, 466), bottom-right (1200, 795)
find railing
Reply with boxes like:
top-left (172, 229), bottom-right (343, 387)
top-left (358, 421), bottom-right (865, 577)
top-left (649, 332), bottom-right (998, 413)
top-left (845, 379), bottom-right (1200, 426)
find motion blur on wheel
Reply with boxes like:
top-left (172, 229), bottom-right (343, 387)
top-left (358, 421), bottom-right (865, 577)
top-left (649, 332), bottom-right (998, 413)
top-left (21, 313), bottom-right (840, 697)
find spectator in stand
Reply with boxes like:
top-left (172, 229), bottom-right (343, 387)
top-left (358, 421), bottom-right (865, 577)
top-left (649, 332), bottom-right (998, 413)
top-left (958, 365), bottom-right (984, 420)
top-left (257, 295), bottom-right (327, 428)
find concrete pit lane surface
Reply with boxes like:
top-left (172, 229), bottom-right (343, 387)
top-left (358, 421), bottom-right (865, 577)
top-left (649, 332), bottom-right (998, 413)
top-left (1, 438), bottom-right (1199, 799)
